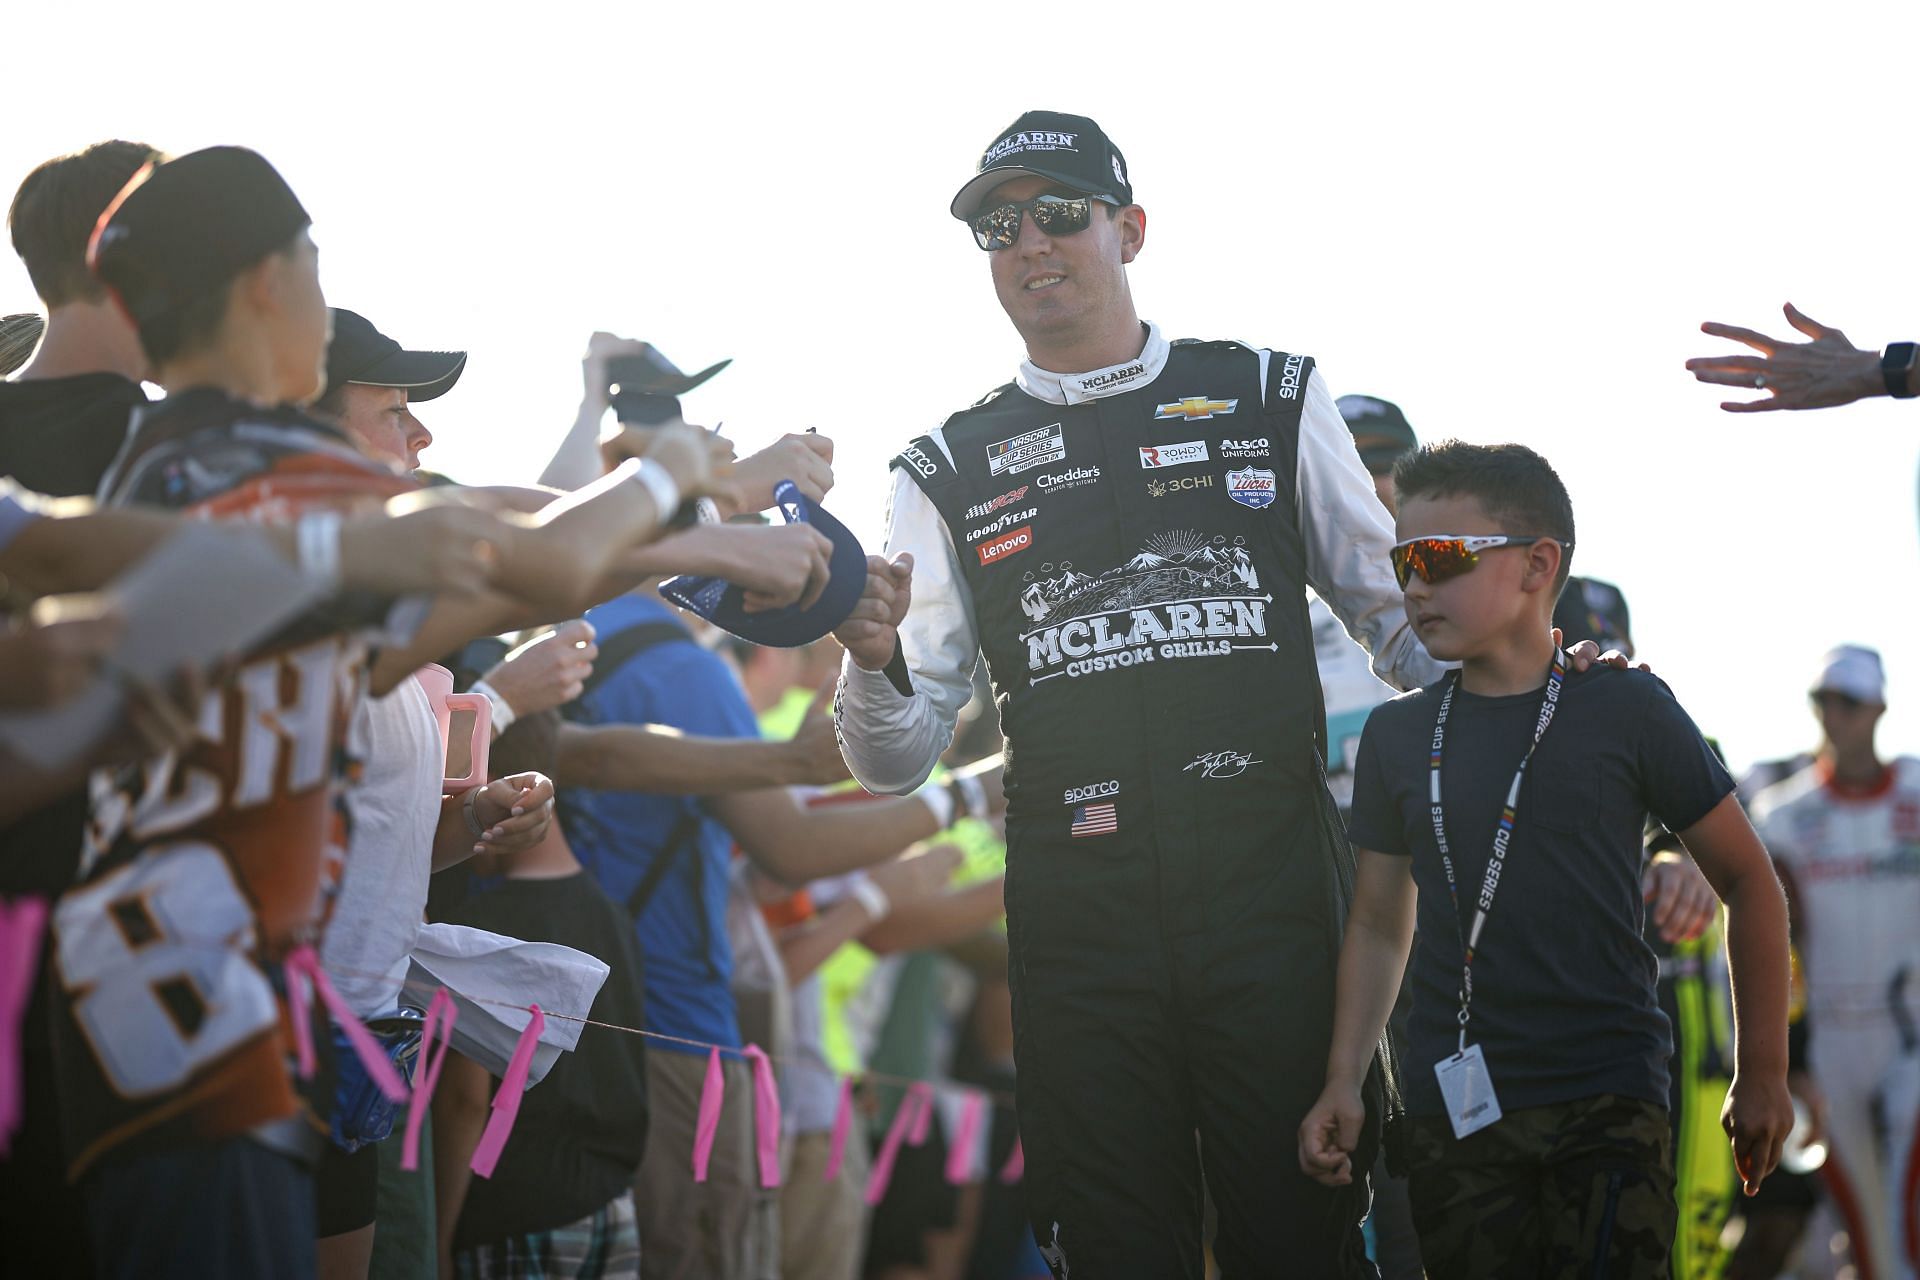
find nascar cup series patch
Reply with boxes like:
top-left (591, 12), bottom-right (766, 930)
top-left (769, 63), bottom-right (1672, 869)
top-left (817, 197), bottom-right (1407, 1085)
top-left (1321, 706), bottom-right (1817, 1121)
top-left (1226, 466), bottom-right (1277, 510)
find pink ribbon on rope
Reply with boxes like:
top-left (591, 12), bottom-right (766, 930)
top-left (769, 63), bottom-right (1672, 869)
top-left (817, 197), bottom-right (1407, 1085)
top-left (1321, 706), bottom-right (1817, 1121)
top-left (944, 1090), bottom-right (985, 1185)
top-left (743, 1044), bottom-right (783, 1189)
top-left (692, 1046), bottom-right (725, 1182)
top-left (999, 1134), bottom-right (1025, 1184)
top-left (0, 897), bottom-right (48, 1158)
top-left (823, 1077), bottom-right (855, 1182)
top-left (283, 945), bottom-right (406, 1102)
top-left (469, 1003), bottom-right (544, 1179)
top-left (865, 1082), bottom-right (934, 1207)
top-left (400, 990), bottom-right (457, 1171)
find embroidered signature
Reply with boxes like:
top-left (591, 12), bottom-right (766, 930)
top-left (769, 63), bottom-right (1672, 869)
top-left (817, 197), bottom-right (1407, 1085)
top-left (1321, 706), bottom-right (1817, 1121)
top-left (1184, 750), bottom-right (1263, 779)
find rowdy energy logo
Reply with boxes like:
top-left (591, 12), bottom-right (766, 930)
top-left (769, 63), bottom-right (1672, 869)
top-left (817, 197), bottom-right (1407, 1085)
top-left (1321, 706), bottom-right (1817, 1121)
top-left (1138, 441), bottom-right (1209, 469)
top-left (987, 425), bottom-right (1066, 477)
top-left (1020, 530), bottom-right (1274, 683)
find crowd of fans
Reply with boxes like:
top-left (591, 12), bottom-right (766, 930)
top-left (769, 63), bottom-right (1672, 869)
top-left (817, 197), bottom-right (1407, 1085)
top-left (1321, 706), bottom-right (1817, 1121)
top-left (0, 128), bottom-right (1916, 1280)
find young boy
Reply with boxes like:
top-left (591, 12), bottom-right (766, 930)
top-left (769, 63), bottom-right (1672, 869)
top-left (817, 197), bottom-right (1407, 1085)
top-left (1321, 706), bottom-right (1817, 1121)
top-left (1297, 441), bottom-right (1793, 1278)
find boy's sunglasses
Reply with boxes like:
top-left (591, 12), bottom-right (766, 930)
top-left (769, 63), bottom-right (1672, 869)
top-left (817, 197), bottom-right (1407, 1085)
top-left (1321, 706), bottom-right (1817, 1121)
top-left (970, 194), bottom-right (1112, 252)
top-left (1390, 534), bottom-right (1573, 589)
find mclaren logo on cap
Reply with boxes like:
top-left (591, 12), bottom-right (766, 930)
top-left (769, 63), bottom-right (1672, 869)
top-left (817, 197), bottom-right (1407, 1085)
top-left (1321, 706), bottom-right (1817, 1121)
top-left (983, 131), bottom-right (1079, 167)
top-left (1154, 397), bottom-right (1237, 421)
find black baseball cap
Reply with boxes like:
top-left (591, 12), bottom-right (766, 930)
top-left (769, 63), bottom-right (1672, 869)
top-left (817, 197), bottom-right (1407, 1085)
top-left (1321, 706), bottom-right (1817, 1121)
top-left (1552, 576), bottom-right (1633, 658)
top-left (658, 483), bottom-right (868, 648)
top-left (607, 345), bottom-right (732, 397)
top-left (1336, 394), bottom-right (1419, 472)
top-left (950, 111), bottom-right (1133, 220)
top-left (88, 146), bottom-right (310, 327)
top-left (321, 308), bottom-right (466, 403)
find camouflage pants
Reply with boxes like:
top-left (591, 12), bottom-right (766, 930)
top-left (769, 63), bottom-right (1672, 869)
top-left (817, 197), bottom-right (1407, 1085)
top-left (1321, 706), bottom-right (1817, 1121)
top-left (1407, 1093), bottom-right (1675, 1279)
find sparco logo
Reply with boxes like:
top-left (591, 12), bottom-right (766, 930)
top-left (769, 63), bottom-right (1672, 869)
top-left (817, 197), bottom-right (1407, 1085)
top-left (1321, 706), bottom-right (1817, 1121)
top-left (982, 131), bottom-right (1077, 166)
top-left (964, 486), bottom-right (1028, 521)
top-left (1035, 465), bottom-right (1101, 492)
top-left (977, 527), bottom-right (1033, 565)
top-left (1063, 780), bottom-right (1120, 805)
top-left (966, 508), bottom-right (1036, 543)
top-left (1275, 353), bottom-right (1306, 401)
top-left (1077, 363), bottom-right (1145, 393)
top-left (1145, 474), bottom-right (1214, 497)
top-left (1138, 441), bottom-right (1209, 469)
top-left (900, 445), bottom-right (938, 478)
top-left (1221, 438), bottom-right (1270, 458)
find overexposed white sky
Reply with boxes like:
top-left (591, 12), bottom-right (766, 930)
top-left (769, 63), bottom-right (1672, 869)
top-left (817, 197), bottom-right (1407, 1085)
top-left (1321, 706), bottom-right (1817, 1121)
top-left (8, 1), bottom-right (1919, 772)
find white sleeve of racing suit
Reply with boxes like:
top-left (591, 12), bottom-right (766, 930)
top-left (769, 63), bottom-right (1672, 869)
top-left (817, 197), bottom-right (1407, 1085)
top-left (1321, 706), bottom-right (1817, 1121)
top-left (1295, 365), bottom-right (1449, 692)
top-left (835, 462), bottom-right (979, 795)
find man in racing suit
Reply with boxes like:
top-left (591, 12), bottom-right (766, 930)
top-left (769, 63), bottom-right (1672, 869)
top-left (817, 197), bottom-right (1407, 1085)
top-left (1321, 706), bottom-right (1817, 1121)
top-left (832, 110), bottom-right (1446, 1278)
top-left (1752, 644), bottom-right (1920, 1280)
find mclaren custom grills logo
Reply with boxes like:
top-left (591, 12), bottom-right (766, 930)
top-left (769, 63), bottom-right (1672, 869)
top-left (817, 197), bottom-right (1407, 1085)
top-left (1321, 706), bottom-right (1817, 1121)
top-left (1019, 530), bottom-right (1275, 684)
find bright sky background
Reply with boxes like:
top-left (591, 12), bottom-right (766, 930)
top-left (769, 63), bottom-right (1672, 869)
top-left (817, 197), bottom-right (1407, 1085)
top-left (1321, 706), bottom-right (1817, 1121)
top-left (9, 1), bottom-right (1920, 773)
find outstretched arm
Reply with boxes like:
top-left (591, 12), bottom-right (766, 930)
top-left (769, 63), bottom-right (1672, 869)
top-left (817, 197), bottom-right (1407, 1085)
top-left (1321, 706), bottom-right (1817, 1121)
top-left (1685, 303), bottom-right (1910, 413)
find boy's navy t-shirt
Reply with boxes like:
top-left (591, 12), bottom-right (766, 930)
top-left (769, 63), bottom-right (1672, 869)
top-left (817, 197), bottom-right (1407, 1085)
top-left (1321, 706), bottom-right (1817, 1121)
top-left (1347, 664), bottom-right (1734, 1118)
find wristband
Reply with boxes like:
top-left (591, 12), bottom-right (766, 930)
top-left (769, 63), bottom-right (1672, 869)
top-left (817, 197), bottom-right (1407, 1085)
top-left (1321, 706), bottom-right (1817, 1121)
top-left (949, 773), bottom-right (989, 823)
top-left (469, 679), bottom-right (517, 738)
top-left (882, 637), bottom-right (914, 699)
top-left (915, 779), bottom-right (957, 830)
top-left (847, 874), bottom-right (891, 922)
top-left (296, 511), bottom-right (343, 587)
top-left (463, 786), bottom-right (488, 838)
top-left (630, 458), bottom-right (683, 520)
top-left (1883, 342), bottom-right (1919, 399)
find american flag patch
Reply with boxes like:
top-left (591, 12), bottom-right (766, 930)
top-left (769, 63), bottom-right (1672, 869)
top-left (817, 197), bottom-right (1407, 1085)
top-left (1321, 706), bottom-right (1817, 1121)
top-left (1070, 803), bottom-right (1117, 837)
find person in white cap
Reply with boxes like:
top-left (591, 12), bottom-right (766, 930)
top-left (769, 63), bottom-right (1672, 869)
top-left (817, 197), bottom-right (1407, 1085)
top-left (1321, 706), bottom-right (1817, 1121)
top-left (1750, 645), bottom-right (1920, 1280)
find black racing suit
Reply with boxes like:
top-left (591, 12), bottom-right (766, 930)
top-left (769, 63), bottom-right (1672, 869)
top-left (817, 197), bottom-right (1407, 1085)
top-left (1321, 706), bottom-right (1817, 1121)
top-left (865, 339), bottom-right (1387, 1277)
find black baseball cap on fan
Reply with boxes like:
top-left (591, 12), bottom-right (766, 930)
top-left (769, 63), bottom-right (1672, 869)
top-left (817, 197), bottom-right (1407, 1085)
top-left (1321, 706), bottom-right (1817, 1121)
top-left (950, 111), bottom-right (1133, 219)
top-left (321, 308), bottom-right (467, 403)
top-left (88, 146), bottom-right (310, 327)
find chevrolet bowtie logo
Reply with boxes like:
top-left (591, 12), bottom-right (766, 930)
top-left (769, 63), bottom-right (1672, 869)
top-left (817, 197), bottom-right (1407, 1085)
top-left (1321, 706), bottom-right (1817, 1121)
top-left (1154, 396), bottom-right (1238, 420)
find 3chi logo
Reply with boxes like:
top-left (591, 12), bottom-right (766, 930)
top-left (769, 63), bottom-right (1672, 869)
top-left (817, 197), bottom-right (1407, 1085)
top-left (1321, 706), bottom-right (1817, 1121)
top-left (1147, 474), bottom-right (1214, 497)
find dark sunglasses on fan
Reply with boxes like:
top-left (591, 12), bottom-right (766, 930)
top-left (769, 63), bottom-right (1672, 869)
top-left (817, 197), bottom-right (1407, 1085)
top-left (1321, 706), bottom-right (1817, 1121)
top-left (1389, 534), bottom-right (1572, 589)
top-left (970, 193), bottom-right (1115, 251)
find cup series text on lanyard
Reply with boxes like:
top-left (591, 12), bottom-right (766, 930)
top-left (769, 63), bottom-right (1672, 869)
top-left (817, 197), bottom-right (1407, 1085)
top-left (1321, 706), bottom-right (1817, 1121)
top-left (1427, 649), bottom-right (1567, 1054)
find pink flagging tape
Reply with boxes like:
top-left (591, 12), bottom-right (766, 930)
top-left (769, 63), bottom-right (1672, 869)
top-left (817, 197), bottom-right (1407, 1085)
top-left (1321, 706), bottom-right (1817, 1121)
top-left (823, 1077), bottom-right (855, 1182)
top-left (0, 897), bottom-right (48, 1158)
top-left (865, 1086), bottom-right (927, 1207)
top-left (470, 1004), bottom-right (544, 1179)
top-left (283, 946), bottom-right (407, 1102)
top-left (945, 1090), bottom-right (985, 1185)
top-left (906, 1081), bottom-right (934, 1146)
top-left (401, 990), bottom-right (457, 1172)
top-left (692, 1046), bottom-right (725, 1183)
top-left (999, 1134), bottom-right (1025, 1184)
top-left (743, 1045), bottom-right (783, 1189)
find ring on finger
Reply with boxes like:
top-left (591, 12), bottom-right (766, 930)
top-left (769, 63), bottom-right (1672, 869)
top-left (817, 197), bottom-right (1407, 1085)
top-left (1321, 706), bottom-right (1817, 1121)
top-left (1755, 374), bottom-right (1769, 389)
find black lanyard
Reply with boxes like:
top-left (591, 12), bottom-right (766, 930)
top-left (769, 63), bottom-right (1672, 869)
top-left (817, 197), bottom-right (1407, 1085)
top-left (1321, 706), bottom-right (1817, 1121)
top-left (1428, 649), bottom-right (1567, 1052)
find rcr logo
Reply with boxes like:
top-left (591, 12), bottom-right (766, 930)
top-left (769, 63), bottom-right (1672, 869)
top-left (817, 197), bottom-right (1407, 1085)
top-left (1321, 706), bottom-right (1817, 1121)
top-left (900, 445), bottom-right (938, 478)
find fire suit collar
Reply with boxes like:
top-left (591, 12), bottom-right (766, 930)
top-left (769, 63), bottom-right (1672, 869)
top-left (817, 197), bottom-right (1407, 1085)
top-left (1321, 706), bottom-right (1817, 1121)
top-left (1017, 322), bottom-right (1167, 406)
